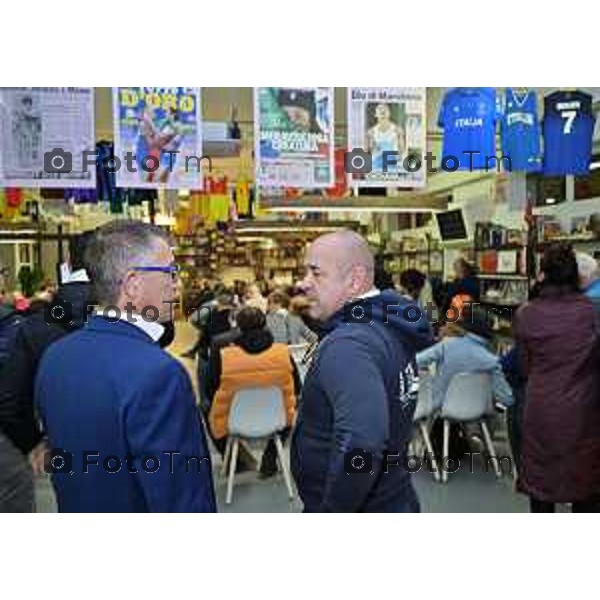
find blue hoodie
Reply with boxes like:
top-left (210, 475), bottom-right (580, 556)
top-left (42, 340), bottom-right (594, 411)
top-left (291, 290), bottom-right (433, 512)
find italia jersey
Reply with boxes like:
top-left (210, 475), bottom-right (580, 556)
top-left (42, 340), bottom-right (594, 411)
top-left (543, 90), bottom-right (595, 176)
top-left (438, 88), bottom-right (499, 170)
top-left (500, 88), bottom-right (542, 172)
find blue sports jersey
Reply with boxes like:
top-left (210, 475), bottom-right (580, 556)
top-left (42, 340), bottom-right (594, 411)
top-left (500, 88), bottom-right (542, 172)
top-left (438, 88), bottom-right (500, 170)
top-left (543, 90), bottom-right (595, 176)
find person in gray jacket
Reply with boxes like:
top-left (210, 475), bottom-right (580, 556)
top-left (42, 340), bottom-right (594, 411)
top-left (416, 306), bottom-right (514, 411)
top-left (266, 291), bottom-right (317, 345)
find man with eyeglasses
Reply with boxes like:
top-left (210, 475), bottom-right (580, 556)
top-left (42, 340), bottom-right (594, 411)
top-left (35, 220), bottom-right (216, 513)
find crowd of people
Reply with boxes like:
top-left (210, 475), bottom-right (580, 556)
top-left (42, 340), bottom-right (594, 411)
top-left (1, 219), bottom-right (600, 513)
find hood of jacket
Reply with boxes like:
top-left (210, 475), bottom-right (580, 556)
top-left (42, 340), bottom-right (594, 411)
top-left (321, 289), bottom-right (433, 351)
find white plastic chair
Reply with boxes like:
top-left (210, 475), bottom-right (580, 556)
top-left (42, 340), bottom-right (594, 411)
top-left (411, 374), bottom-right (441, 482)
top-left (439, 372), bottom-right (501, 483)
top-left (221, 386), bottom-right (295, 505)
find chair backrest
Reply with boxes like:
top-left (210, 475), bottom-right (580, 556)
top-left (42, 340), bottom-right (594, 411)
top-left (440, 372), bottom-right (493, 421)
top-left (228, 386), bottom-right (287, 438)
top-left (413, 374), bottom-right (436, 422)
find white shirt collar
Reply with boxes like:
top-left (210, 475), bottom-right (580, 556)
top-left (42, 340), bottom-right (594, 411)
top-left (355, 288), bottom-right (381, 300)
top-left (65, 269), bottom-right (90, 283)
top-left (96, 308), bottom-right (165, 343)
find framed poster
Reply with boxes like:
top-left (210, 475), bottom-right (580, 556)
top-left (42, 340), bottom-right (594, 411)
top-left (347, 87), bottom-right (426, 188)
top-left (113, 87), bottom-right (203, 189)
top-left (254, 87), bottom-right (334, 188)
top-left (0, 87), bottom-right (95, 188)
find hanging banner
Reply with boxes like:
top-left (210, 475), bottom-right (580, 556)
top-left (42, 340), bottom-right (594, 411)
top-left (347, 87), bottom-right (427, 188)
top-left (113, 87), bottom-right (203, 189)
top-left (254, 87), bottom-right (334, 188)
top-left (0, 87), bottom-right (95, 188)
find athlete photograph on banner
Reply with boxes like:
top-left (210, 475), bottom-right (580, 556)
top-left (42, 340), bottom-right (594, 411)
top-left (254, 87), bottom-right (334, 189)
top-left (0, 87), bottom-right (95, 188)
top-left (347, 87), bottom-right (426, 189)
top-left (113, 87), bottom-right (203, 190)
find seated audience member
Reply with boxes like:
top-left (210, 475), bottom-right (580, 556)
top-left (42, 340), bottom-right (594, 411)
top-left (266, 291), bottom-right (292, 344)
top-left (576, 252), bottom-right (600, 310)
top-left (399, 269), bottom-right (435, 310)
top-left (266, 291), bottom-right (317, 345)
top-left (416, 306), bottom-right (514, 412)
top-left (443, 258), bottom-right (480, 317)
top-left (204, 307), bottom-right (301, 477)
top-left (244, 283), bottom-right (268, 313)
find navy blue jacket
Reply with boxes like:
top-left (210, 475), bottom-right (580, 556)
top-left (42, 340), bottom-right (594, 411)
top-left (291, 290), bottom-right (433, 512)
top-left (35, 316), bottom-right (216, 513)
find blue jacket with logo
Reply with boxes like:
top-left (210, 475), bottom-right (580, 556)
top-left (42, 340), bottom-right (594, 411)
top-left (35, 316), bottom-right (216, 513)
top-left (291, 290), bottom-right (433, 512)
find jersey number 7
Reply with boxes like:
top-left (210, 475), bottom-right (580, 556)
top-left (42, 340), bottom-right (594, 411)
top-left (561, 110), bottom-right (577, 135)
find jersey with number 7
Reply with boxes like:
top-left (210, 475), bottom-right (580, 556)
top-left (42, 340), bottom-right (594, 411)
top-left (543, 90), bottom-right (595, 176)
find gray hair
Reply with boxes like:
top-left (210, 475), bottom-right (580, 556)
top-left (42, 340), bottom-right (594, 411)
top-left (84, 219), bottom-right (170, 305)
top-left (576, 252), bottom-right (599, 285)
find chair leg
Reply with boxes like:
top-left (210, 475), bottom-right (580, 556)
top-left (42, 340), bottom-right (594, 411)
top-left (221, 437), bottom-right (232, 477)
top-left (226, 437), bottom-right (239, 505)
top-left (442, 420), bottom-right (450, 484)
top-left (480, 420), bottom-right (502, 478)
top-left (273, 434), bottom-right (294, 501)
top-left (419, 421), bottom-right (441, 483)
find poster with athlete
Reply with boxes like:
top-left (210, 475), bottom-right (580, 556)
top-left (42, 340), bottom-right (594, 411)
top-left (347, 87), bottom-right (426, 188)
top-left (113, 87), bottom-right (203, 189)
top-left (254, 87), bottom-right (334, 188)
top-left (0, 87), bottom-right (95, 188)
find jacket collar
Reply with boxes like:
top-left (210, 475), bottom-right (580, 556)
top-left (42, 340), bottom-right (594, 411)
top-left (85, 315), bottom-right (160, 343)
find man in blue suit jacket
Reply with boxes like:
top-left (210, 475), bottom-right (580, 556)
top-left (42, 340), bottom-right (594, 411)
top-left (35, 220), bottom-right (216, 512)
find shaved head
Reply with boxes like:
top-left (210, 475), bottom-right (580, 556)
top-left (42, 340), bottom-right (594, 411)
top-left (311, 230), bottom-right (375, 282)
top-left (300, 230), bottom-right (377, 321)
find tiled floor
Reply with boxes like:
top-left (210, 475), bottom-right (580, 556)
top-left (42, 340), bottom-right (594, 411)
top-left (34, 321), bottom-right (529, 513)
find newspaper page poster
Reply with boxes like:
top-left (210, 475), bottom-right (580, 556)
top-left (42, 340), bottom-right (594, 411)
top-left (113, 87), bottom-right (203, 189)
top-left (255, 87), bottom-right (334, 188)
top-left (0, 87), bottom-right (95, 188)
top-left (347, 87), bottom-right (427, 188)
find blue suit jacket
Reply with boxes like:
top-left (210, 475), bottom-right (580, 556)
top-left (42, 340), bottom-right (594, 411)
top-left (35, 316), bottom-right (216, 513)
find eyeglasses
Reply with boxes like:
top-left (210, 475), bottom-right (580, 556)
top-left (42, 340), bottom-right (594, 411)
top-left (132, 265), bottom-right (179, 280)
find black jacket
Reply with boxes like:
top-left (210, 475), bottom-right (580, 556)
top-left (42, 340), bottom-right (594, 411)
top-left (0, 283), bottom-right (92, 454)
top-left (291, 290), bottom-right (433, 512)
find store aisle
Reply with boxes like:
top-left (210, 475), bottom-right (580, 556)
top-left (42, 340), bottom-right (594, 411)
top-left (32, 321), bottom-right (529, 513)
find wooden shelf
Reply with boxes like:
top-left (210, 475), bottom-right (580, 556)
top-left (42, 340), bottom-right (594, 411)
top-left (474, 245), bottom-right (524, 252)
top-left (537, 237), bottom-right (599, 246)
top-left (480, 299), bottom-right (522, 310)
top-left (478, 274), bottom-right (529, 281)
